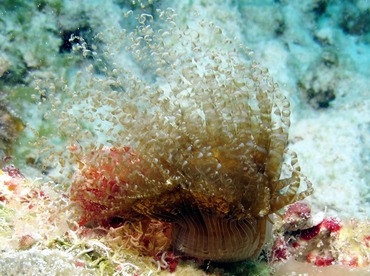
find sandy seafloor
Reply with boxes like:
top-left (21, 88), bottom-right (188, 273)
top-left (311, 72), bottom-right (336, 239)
top-left (0, 0), bottom-right (369, 275)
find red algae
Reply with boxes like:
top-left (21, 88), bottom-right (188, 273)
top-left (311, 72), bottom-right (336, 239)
top-left (69, 146), bottom-right (145, 226)
top-left (321, 217), bottom-right (341, 232)
top-left (300, 224), bottom-right (321, 241)
top-left (307, 253), bottom-right (335, 266)
top-left (271, 202), bottom-right (370, 271)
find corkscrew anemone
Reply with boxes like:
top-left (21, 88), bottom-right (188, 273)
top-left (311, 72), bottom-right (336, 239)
top-left (68, 10), bottom-right (312, 262)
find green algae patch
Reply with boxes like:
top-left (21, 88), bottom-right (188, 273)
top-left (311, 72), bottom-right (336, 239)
top-left (0, 205), bottom-right (14, 240)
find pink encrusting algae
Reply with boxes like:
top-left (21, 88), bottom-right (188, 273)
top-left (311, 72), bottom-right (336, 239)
top-left (270, 202), bottom-right (370, 270)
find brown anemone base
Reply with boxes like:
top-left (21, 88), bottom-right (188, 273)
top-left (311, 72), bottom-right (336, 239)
top-left (171, 211), bottom-right (269, 262)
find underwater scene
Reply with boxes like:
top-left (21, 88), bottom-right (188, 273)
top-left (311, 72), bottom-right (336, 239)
top-left (0, 0), bottom-right (369, 275)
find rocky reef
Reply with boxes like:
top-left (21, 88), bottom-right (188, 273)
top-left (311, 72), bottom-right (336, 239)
top-left (1, 0), bottom-right (369, 275)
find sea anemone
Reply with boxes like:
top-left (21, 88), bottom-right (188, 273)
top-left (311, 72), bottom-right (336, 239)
top-left (63, 10), bottom-right (314, 262)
